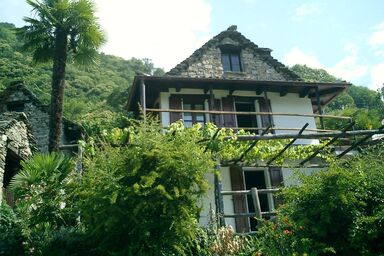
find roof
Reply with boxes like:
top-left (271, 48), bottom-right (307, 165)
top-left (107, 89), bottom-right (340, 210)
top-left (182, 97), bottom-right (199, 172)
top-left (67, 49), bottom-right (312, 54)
top-left (166, 25), bottom-right (301, 81)
top-left (126, 75), bottom-right (350, 113)
top-left (0, 81), bottom-right (83, 141)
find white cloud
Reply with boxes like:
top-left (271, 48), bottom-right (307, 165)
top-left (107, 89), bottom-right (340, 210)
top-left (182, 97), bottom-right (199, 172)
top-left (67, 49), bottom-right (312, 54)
top-left (370, 62), bottom-right (384, 90)
top-left (293, 3), bottom-right (322, 21)
top-left (95, 0), bottom-right (212, 71)
top-left (327, 42), bottom-right (368, 81)
top-left (368, 21), bottom-right (384, 49)
top-left (283, 47), bottom-right (324, 69)
top-left (283, 44), bottom-right (368, 83)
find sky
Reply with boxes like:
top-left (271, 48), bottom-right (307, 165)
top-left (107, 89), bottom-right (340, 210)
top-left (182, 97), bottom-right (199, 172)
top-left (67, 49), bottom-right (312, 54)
top-left (0, 0), bottom-right (383, 90)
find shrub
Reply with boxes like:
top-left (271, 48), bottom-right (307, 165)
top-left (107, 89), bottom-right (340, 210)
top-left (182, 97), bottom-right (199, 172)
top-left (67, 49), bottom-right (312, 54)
top-left (274, 143), bottom-right (384, 255)
top-left (75, 119), bottom-right (215, 255)
top-left (0, 202), bottom-right (25, 255)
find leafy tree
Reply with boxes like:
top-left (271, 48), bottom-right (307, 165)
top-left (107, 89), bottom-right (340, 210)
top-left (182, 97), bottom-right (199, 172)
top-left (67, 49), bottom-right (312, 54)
top-left (9, 153), bottom-right (77, 254)
top-left (254, 143), bottom-right (384, 255)
top-left (17, 0), bottom-right (105, 151)
top-left (0, 203), bottom-right (25, 255)
top-left (75, 118), bottom-right (215, 255)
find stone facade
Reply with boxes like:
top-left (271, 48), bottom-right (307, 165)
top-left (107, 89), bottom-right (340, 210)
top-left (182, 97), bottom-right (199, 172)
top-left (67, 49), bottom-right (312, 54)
top-left (167, 26), bottom-right (300, 81)
top-left (0, 81), bottom-right (82, 152)
top-left (0, 113), bottom-right (33, 201)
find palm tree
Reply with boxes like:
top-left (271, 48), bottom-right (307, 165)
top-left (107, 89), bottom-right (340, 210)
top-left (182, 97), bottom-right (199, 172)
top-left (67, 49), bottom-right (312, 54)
top-left (18, 0), bottom-right (105, 152)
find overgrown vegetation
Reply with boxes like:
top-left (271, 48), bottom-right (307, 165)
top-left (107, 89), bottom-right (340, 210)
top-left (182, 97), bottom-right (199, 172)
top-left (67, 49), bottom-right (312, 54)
top-left (2, 117), bottom-right (383, 255)
top-left (0, 22), bottom-right (164, 135)
top-left (291, 64), bottom-right (384, 130)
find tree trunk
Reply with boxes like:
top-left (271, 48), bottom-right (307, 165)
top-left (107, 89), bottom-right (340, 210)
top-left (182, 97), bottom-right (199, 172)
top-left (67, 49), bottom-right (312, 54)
top-left (49, 27), bottom-right (68, 152)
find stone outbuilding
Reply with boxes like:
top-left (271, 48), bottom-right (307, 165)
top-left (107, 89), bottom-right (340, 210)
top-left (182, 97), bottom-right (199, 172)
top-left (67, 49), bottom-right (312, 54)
top-left (0, 81), bottom-right (82, 204)
top-left (0, 112), bottom-right (34, 204)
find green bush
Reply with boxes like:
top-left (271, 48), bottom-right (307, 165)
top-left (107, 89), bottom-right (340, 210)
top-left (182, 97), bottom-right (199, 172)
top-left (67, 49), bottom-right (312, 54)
top-left (260, 143), bottom-right (384, 255)
top-left (75, 119), bottom-right (215, 255)
top-left (0, 203), bottom-right (25, 255)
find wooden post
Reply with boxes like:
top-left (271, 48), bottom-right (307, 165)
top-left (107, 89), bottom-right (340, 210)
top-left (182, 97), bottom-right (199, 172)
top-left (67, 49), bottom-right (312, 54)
top-left (209, 85), bottom-right (215, 123)
top-left (76, 144), bottom-right (83, 174)
top-left (263, 91), bottom-right (274, 129)
top-left (214, 161), bottom-right (225, 227)
top-left (316, 86), bottom-right (325, 129)
top-left (140, 78), bottom-right (146, 118)
top-left (251, 187), bottom-right (262, 227)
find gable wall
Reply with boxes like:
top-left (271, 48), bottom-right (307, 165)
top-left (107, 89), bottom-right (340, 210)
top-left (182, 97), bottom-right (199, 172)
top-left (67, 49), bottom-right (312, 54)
top-left (172, 39), bottom-right (286, 81)
top-left (3, 91), bottom-right (69, 152)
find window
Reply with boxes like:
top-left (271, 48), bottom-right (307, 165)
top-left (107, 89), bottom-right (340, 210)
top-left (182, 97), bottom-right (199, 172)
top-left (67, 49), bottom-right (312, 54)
top-left (244, 169), bottom-right (274, 231)
top-left (221, 51), bottom-right (242, 72)
top-left (235, 101), bottom-right (258, 130)
top-left (183, 100), bottom-right (206, 128)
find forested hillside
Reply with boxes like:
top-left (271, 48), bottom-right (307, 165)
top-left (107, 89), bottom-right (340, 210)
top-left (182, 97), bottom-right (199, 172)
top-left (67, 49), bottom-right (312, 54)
top-left (0, 22), bottom-right (164, 132)
top-left (2, 22), bottom-right (383, 132)
top-left (291, 64), bottom-right (384, 130)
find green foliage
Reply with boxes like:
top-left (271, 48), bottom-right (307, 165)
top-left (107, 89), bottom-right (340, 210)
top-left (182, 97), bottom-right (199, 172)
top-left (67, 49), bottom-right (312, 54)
top-left (75, 118), bottom-right (215, 255)
top-left (291, 64), bottom-right (339, 83)
top-left (0, 203), bottom-right (25, 256)
top-left (9, 153), bottom-right (77, 254)
top-left (0, 22), bottom-right (164, 135)
top-left (268, 144), bottom-right (384, 255)
top-left (291, 64), bottom-right (384, 131)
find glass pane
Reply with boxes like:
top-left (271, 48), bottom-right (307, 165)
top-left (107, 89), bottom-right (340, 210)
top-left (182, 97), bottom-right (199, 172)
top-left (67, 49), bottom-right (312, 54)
top-left (184, 112), bottom-right (192, 122)
top-left (230, 54), bottom-right (241, 72)
top-left (184, 121), bottom-right (193, 128)
top-left (183, 104), bottom-right (192, 110)
top-left (221, 53), bottom-right (231, 71)
top-left (196, 114), bottom-right (205, 122)
top-left (195, 104), bottom-right (204, 110)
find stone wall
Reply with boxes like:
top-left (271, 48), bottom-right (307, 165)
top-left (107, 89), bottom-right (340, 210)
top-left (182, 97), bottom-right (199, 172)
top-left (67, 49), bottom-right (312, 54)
top-left (0, 116), bottom-right (32, 202)
top-left (4, 90), bottom-right (63, 152)
top-left (175, 45), bottom-right (286, 80)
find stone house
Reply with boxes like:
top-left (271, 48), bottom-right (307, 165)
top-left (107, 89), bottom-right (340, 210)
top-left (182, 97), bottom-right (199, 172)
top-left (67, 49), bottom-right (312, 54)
top-left (0, 81), bottom-right (82, 205)
top-left (126, 26), bottom-right (355, 232)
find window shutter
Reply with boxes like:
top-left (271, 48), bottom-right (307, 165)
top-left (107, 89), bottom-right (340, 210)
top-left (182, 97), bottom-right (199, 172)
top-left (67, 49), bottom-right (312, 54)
top-left (269, 167), bottom-right (284, 208)
top-left (222, 96), bottom-right (236, 128)
top-left (258, 98), bottom-right (273, 130)
top-left (211, 99), bottom-right (224, 127)
top-left (230, 165), bottom-right (248, 232)
top-left (169, 96), bottom-right (182, 123)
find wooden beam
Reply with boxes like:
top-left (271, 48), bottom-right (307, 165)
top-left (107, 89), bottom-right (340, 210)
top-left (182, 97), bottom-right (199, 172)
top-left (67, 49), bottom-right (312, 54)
top-left (299, 87), bottom-right (312, 98)
top-left (309, 87), bottom-right (341, 97)
top-left (256, 87), bottom-right (264, 95)
top-left (224, 129), bottom-right (384, 141)
top-left (229, 88), bottom-right (235, 95)
top-left (337, 125), bottom-right (384, 158)
top-left (315, 87), bottom-right (325, 129)
top-left (140, 78), bottom-right (146, 116)
top-left (146, 108), bottom-right (352, 120)
top-left (267, 123), bottom-right (309, 165)
top-left (233, 125), bottom-right (272, 164)
top-left (279, 88), bottom-right (288, 97)
top-left (300, 121), bottom-right (355, 165)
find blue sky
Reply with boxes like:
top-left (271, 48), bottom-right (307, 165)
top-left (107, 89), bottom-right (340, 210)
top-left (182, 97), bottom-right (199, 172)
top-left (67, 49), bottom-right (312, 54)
top-left (1, 0), bottom-right (383, 90)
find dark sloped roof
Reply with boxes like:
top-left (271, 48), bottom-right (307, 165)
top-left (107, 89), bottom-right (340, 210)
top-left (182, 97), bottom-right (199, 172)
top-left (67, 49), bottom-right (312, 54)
top-left (166, 26), bottom-right (301, 81)
top-left (0, 80), bottom-right (48, 112)
top-left (0, 81), bottom-right (83, 140)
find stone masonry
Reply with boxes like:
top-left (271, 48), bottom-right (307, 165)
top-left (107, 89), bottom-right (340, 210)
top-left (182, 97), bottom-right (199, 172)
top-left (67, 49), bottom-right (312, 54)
top-left (167, 25), bottom-right (300, 81)
top-left (0, 113), bottom-right (33, 202)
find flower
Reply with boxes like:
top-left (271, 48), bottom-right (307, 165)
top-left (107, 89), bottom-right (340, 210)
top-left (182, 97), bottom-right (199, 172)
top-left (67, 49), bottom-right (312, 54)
top-left (284, 229), bottom-right (291, 235)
